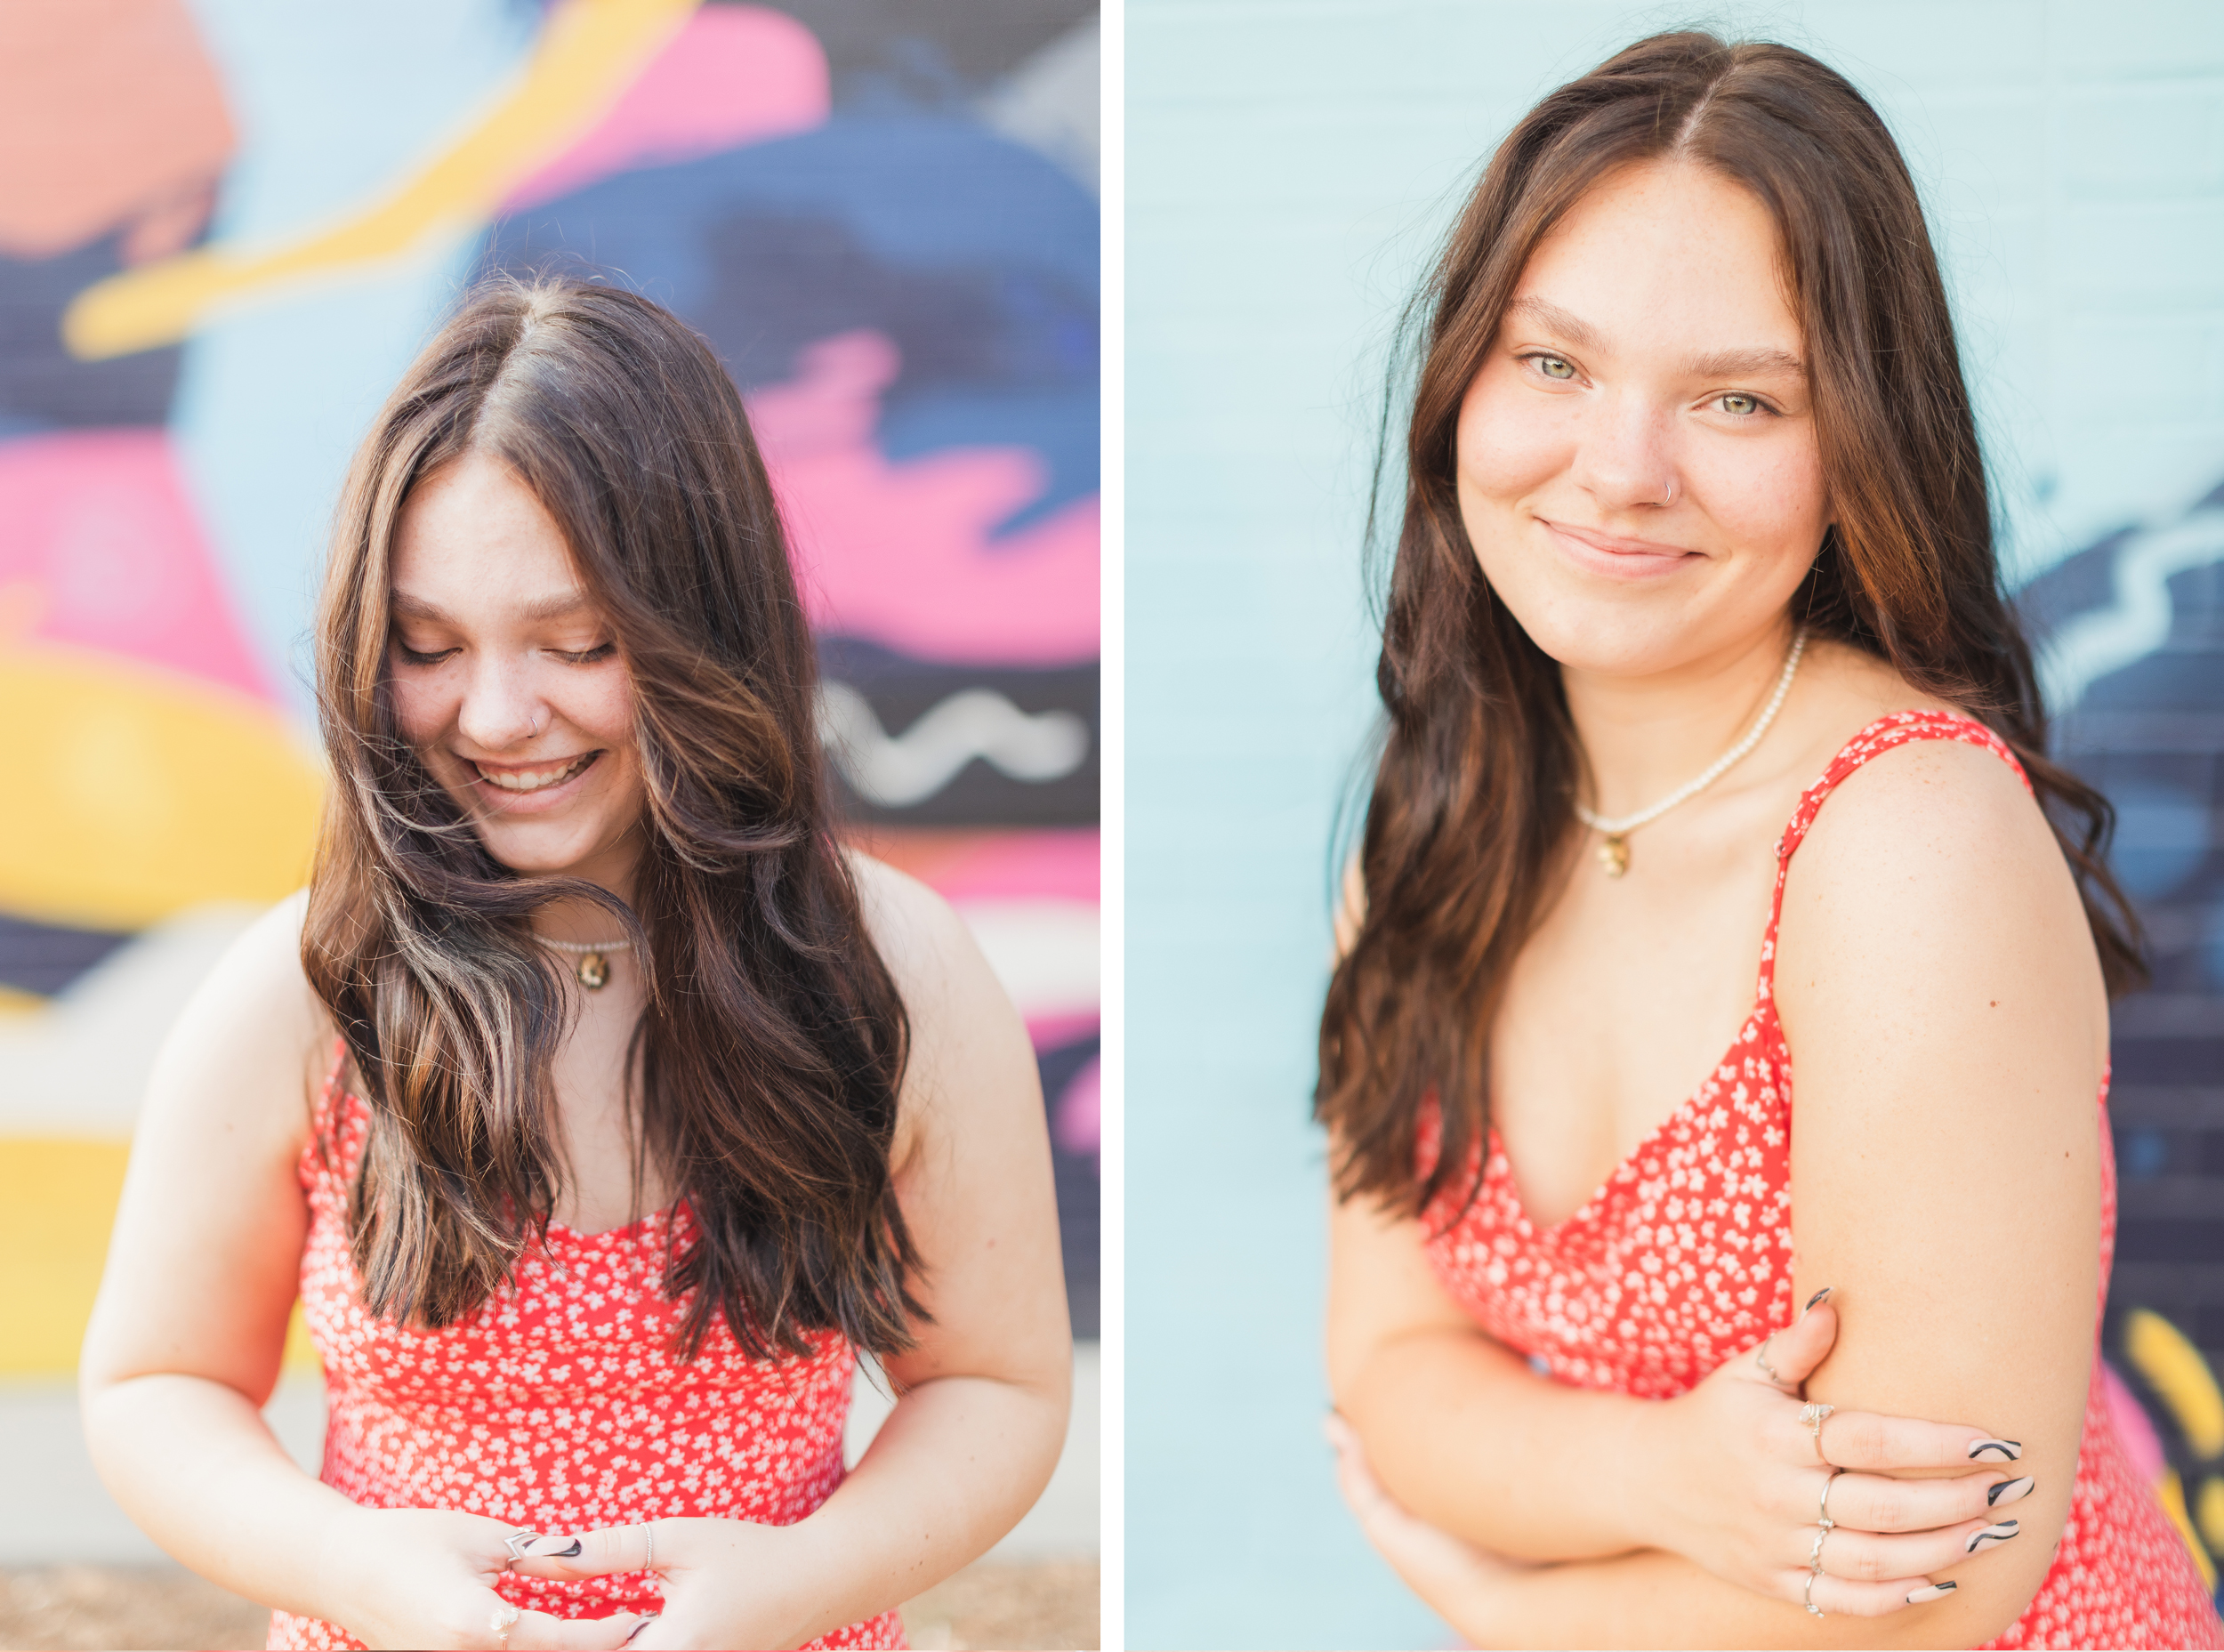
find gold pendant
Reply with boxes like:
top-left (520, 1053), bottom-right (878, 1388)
top-left (576, 951), bottom-right (610, 990)
top-left (1598, 834), bottom-right (1629, 878)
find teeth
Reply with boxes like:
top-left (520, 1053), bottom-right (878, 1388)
top-left (479, 754), bottom-right (592, 793)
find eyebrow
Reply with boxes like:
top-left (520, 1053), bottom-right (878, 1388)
top-left (389, 589), bottom-right (594, 625)
top-left (1507, 295), bottom-right (1806, 380)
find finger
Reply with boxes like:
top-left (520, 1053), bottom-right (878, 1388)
top-left (1814, 1407), bottom-right (2024, 1472)
top-left (508, 1524), bottom-right (656, 1583)
top-left (507, 1608), bottom-right (658, 1651)
top-left (1781, 1568), bottom-right (1958, 1619)
top-left (1753, 1289), bottom-right (1840, 1389)
top-left (1820, 1469), bottom-right (2035, 1534)
top-left (1326, 1414), bottom-right (1404, 1524)
top-left (1807, 1514), bottom-right (2025, 1583)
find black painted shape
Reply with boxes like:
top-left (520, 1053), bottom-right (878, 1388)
top-left (1036, 1031), bottom-right (1100, 1339)
top-left (744, 1), bottom-right (1097, 105)
top-left (0, 911), bottom-right (136, 996)
top-left (0, 232), bottom-right (181, 427)
top-left (819, 635), bottom-right (1099, 827)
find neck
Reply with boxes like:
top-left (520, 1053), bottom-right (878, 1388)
top-left (1563, 618), bottom-right (1799, 818)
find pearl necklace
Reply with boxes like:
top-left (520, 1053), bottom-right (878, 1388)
top-left (1574, 628), bottom-right (1809, 878)
top-left (534, 934), bottom-right (633, 990)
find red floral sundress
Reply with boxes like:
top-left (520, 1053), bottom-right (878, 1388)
top-left (1420, 711), bottom-right (2221, 1649)
top-left (270, 1046), bottom-right (906, 1649)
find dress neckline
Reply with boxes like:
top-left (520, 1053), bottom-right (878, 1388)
top-left (1482, 708), bottom-right (2014, 1240)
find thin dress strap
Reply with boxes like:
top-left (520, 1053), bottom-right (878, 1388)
top-left (1757, 710), bottom-right (2030, 1007)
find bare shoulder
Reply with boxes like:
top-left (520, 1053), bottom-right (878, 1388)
top-left (1788, 728), bottom-right (2083, 940)
top-left (846, 849), bottom-right (980, 994)
top-left (147, 888), bottom-right (334, 1148)
top-left (842, 850), bottom-right (1034, 1144)
top-left (1776, 722), bottom-right (2107, 1086)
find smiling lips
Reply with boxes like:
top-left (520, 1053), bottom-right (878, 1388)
top-left (472, 751), bottom-right (600, 793)
top-left (1541, 517), bottom-right (1700, 578)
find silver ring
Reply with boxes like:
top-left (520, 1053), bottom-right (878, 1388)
top-left (491, 1601), bottom-right (522, 1648)
top-left (1818, 1467), bottom-right (1841, 1529)
top-left (502, 1528), bottom-right (541, 1570)
top-left (643, 1519), bottom-right (655, 1574)
top-left (1800, 1401), bottom-right (1835, 1457)
top-left (1809, 1525), bottom-right (1831, 1575)
top-left (1754, 1336), bottom-right (1783, 1385)
top-left (1804, 1569), bottom-right (1825, 1616)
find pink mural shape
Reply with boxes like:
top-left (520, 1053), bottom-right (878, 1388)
top-left (930, 828), bottom-right (1099, 904)
top-left (1055, 1055), bottom-right (1100, 1165)
top-left (0, 427), bottom-right (268, 699)
top-left (2102, 1360), bottom-right (2167, 1487)
top-left (502, 4), bottom-right (830, 214)
top-left (748, 330), bottom-right (1100, 666)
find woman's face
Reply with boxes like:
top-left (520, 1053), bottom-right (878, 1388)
top-left (387, 453), bottom-right (646, 898)
top-left (1454, 159), bottom-right (1827, 676)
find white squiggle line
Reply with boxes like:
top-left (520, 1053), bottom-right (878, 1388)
top-left (2038, 510), bottom-right (2224, 713)
top-left (817, 681), bottom-right (1091, 807)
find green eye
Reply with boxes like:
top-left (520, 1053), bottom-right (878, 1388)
top-left (1538, 356), bottom-right (1575, 380)
top-left (1720, 392), bottom-right (1760, 415)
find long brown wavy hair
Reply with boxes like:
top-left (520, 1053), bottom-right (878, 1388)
top-left (303, 273), bottom-right (921, 1358)
top-left (1317, 31), bottom-right (2146, 1218)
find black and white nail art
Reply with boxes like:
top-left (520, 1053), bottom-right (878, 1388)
top-left (1803, 1285), bottom-right (1834, 1313)
top-left (1907, 1582), bottom-right (1958, 1604)
top-left (1966, 1519), bottom-right (2019, 1553)
top-left (1987, 1475), bottom-right (2035, 1508)
top-left (1967, 1438), bottom-right (2023, 1462)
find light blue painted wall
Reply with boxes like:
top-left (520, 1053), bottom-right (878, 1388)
top-left (1125, 4), bottom-right (2224, 1647)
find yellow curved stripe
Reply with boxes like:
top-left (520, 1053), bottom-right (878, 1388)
top-left (2126, 1308), bottom-right (2224, 1460)
top-left (0, 1138), bottom-right (319, 1375)
top-left (2199, 1475), bottom-right (2224, 1559)
top-left (0, 644), bottom-right (324, 930)
top-left (63, 0), bottom-right (700, 360)
top-left (2160, 1470), bottom-right (2219, 1592)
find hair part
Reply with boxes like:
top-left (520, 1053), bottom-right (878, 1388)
top-left (305, 272), bottom-right (923, 1358)
top-left (1317, 30), bottom-right (2146, 1221)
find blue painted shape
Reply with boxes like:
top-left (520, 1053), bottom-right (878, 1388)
top-left (487, 115), bottom-right (1100, 517)
top-left (2108, 779), bottom-right (2214, 901)
top-left (2124, 1128), bottom-right (2172, 1180)
top-left (168, 0), bottom-right (535, 717)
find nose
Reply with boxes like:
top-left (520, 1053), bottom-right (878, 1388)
top-left (455, 654), bottom-right (547, 752)
top-left (1568, 388), bottom-right (1679, 512)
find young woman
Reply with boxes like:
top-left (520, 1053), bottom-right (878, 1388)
top-left (1317, 32), bottom-right (2221, 1651)
top-left (78, 278), bottom-right (1071, 1650)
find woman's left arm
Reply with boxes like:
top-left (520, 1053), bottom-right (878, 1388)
top-left (526, 858), bottom-right (1073, 1648)
top-left (1339, 737), bottom-right (2109, 1650)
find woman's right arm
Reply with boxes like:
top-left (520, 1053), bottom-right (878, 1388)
top-left (77, 895), bottom-right (639, 1651)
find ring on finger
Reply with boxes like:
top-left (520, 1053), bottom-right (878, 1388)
top-left (492, 1601), bottom-right (522, 1648)
top-left (501, 1528), bottom-right (541, 1571)
top-left (1755, 1335), bottom-right (1784, 1385)
top-left (1804, 1569), bottom-right (1825, 1616)
top-left (1809, 1524), bottom-right (1832, 1575)
top-left (1800, 1401), bottom-right (1834, 1458)
top-left (1818, 1466), bottom-right (1841, 1530)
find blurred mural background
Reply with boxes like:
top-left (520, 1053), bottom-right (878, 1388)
top-left (0, 0), bottom-right (1098, 1641)
top-left (1130, 2), bottom-right (2224, 1647)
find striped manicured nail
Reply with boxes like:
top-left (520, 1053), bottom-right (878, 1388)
top-left (1803, 1286), bottom-right (1833, 1313)
top-left (525, 1535), bottom-right (583, 1558)
top-left (1967, 1438), bottom-right (2022, 1462)
top-left (1906, 1582), bottom-right (1957, 1604)
top-left (622, 1616), bottom-right (658, 1648)
top-left (1966, 1519), bottom-right (2019, 1553)
top-left (1987, 1475), bottom-right (2035, 1508)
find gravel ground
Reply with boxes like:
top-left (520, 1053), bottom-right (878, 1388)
top-left (0, 1560), bottom-right (1100, 1651)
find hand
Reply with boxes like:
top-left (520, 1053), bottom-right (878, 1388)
top-left (317, 1506), bottom-right (654, 1650)
top-left (1326, 1413), bottom-right (1536, 1636)
top-left (512, 1518), bottom-right (822, 1650)
top-left (1633, 1289), bottom-right (2035, 1616)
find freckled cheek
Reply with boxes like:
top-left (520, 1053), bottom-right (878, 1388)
top-left (1455, 380), bottom-right (1577, 511)
top-left (1681, 439), bottom-right (1831, 560)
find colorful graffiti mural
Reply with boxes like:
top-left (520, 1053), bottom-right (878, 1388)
top-left (0, 0), bottom-right (1101, 1376)
top-left (2023, 492), bottom-right (2224, 1597)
